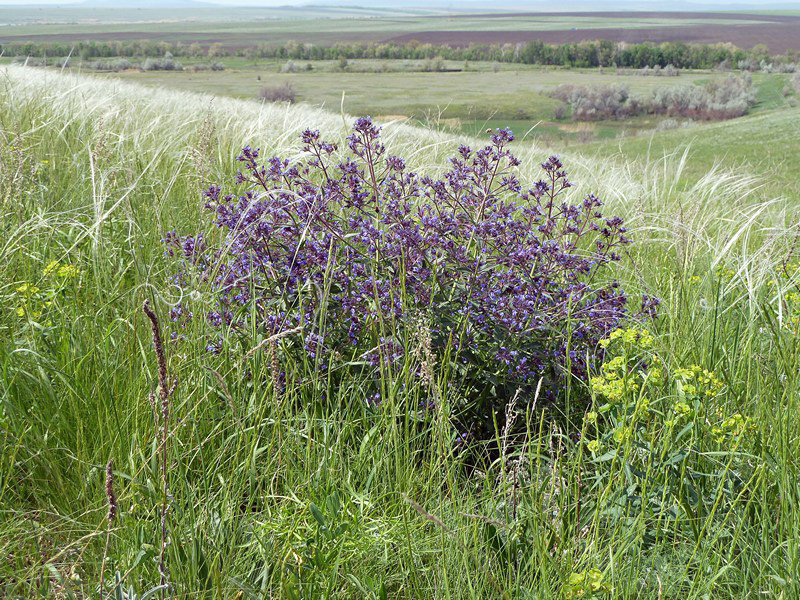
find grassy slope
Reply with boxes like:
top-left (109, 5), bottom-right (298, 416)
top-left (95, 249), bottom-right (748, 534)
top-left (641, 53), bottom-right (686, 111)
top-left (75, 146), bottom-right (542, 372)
top-left (585, 95), bottom-right (800, 200)
top-left (93, 62), bottom-right (752, 144)
top-left (2, 65), bottom-right (800, 598)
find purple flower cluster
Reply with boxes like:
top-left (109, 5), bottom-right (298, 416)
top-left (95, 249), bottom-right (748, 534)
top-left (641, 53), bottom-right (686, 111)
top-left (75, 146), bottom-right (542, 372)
top-left (167, 118), bottom-right (641, 419)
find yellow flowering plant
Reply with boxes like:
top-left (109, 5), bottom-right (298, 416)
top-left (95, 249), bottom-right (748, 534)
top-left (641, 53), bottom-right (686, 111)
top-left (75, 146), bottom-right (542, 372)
top-left (563, 568), bottom-right (611, 599)
top-left (591, 326), bottom-right (661, 409)
top-left (12, 259), bottom-right (81, 324)
top-left (582, 325), bottom-right (756, 542)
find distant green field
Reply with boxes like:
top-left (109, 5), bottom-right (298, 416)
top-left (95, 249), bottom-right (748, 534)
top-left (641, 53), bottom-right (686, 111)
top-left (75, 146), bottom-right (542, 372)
top-left (82, 61), bottom-right (792, 149)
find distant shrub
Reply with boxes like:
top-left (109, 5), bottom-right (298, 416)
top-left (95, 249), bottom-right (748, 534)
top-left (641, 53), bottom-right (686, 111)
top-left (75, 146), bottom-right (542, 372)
top-left (258, 82), bottom-right (297, 103)
top-left (793, 72), bottom-right (800, 94)
top-left (141, 55), bottom-right (183, 71)
top-left (422, 57), bottom-right (446, 72)
top-left (280, 60), bottom-right (298, 74)
top-left (648, 74), bottom-right (756, 119)
top-left (112, 58), bottom-right (132, 71)
top-left (190, 62), bottom-right (225, 72)
top-left (623, 65), bottom-right (679, 77)
top-left (552, 74), bottom-right (755, 121)
top-left (550, 84), bottom-right (640, 120)
top-left (166, 121), bottom-right (645, 432)
top-left (83, 58), bottom-right (133, 72)
top-left (737, 57), bottom-right (759, 72)
top-left (662, 64), bottom-right (679, 77)
top-left (759, 61), bottom-right (797, 73)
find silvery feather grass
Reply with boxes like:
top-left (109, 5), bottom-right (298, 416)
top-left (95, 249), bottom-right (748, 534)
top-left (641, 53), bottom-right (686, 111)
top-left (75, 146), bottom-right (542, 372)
top-left (1, 64), bottom-right (799, 599)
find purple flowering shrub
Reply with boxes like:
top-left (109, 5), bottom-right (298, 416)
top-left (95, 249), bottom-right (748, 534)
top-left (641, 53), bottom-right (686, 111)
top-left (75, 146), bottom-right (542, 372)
top-left (167, 118), bottom-right (640, 430)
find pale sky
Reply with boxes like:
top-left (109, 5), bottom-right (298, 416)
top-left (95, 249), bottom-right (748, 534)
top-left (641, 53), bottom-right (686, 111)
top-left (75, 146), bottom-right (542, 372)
top-left (0, 0), bottom-right (788, 4)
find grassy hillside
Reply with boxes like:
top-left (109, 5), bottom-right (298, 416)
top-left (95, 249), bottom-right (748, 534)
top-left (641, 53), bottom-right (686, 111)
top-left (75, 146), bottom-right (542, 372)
top-left (2, 65), bottom-right (800, 599)
top-left (586, 100), bottom-right (800, 200)
top-left (64, 61), bottom-right (786, 146)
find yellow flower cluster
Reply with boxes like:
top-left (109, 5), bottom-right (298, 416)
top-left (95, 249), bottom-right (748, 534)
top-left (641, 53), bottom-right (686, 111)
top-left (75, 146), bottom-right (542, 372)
top-left (16, 283), bottom-right (40, 296)
top-left (711, 413), bottom-right (756, 444)
top-left (674, 365), bottom-right (724, 398)
top-left (598, 326), bottom-right (654, 350)
top-left (590, 372), bottom-right (635, 404)
top-left (664, 400), bottom-right (693, 428)
top-left (563, 568), bottom-right (610, 599)
top-left (15, 283), bottom-right (44, 318)
top-left (43, 260), bottom-right (81, 278)
top-left (14, 260), bottom-right (79, 319)
top-left (591, 327), bottom-right (661, 402)
top-left (585, 439), bottom-right (603, 454)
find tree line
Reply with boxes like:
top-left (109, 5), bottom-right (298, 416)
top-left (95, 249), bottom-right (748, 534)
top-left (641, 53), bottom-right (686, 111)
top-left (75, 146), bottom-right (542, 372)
top-left (2, 38), bottom-right (797, 70)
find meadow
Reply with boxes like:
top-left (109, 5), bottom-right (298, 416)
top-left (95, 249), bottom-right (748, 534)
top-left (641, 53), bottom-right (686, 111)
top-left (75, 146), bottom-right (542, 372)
top-left (77, 58), bottom-right (799, 197)
top-left (2, 58), bottom-right (800, 600)
top-left (33, 58), bottom-right (781, 140)
top-left (100, 60), bottom-right (729, 137)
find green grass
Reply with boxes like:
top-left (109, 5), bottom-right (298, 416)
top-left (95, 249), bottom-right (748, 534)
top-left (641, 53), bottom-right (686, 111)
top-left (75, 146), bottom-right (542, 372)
top-left (583, 91), bottom-right (800, 200)
top-left (2, 65), bottom-right (800, 599)
top-left (88, 61), bottom-right (770, 144)
top-left (77, 60), bottom-right (795, 154)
